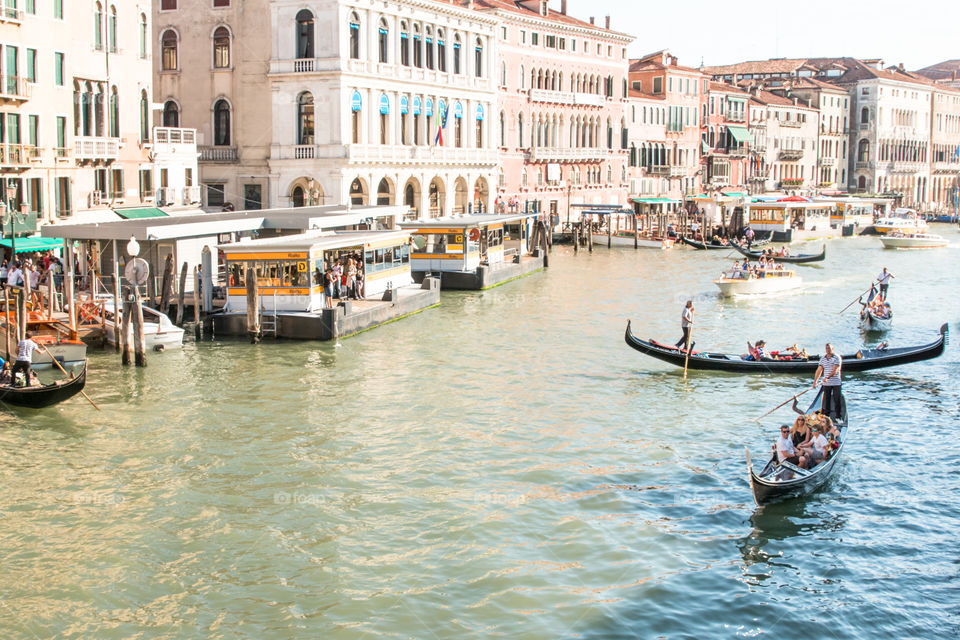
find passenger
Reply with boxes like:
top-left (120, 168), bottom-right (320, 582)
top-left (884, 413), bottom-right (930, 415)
top-left (803, 424), bottom-right (830, 467)
top-left (745, 339), bottom-right (766, 361)
top-left (776, 424), bottom-right (807, 470)
top-left (323, 268), bottom-right (335, 308)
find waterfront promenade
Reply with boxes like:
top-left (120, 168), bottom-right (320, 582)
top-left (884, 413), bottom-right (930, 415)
top-left (1, 229), bottom-right (958, 638)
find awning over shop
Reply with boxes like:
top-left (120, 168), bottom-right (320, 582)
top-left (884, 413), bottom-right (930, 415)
top-left (632, 198), bottom-right (680, 204)
top-left (113, 207), bottom-right (169, 220)
top-left (0, 237), bottom-right (64, 253)
top-left (721, 191), bottom-right (748, 198)
top-left (727, 126), bottom-right (751, 144)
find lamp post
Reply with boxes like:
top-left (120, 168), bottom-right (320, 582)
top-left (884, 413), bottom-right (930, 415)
top-left (2, 184), bottom-right (21, 260)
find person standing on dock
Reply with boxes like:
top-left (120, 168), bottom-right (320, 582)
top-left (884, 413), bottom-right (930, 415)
top-left (813, 343), bottom-right (842, 422)
top-left (674, 300), bottom-right (695, 352)
top-left (876, 267), bottom-right (894, 301)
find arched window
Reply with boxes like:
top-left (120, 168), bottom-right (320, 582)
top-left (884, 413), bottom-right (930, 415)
top-left (437, 29), bottom-right (446, 72)
top-left (213, 99), bottom-right (231, 146)
top-left (412, 24), bottom-right (422, 68)
top-left (520, 65), bottom-right (525, 89)
top-left (213, 26), bottom-right (231, 69)
top-left (378, 19), bottom-right (389, 64)
top-left (500, 62), bottom-right (506, 87)
top-left (348, 12), bottom-right (360, 60)
top-left (400, 21), bottom-right (410, 66)
top-left (474, 38), bottom-right (483, 78)
top-left (139, 90), bottom-right (149, 142)
top-left (109, 86), bottom-right (120, 138)
top-left (296, 9), bottom-right (315, 58)
top-left (94, 2), bottom-right (103, 50)
top-left (292, 186), bottom-right (305, 208)
top-left (518, 113), bottom-right (524, 148)
top-left (139, 13), bottom-right (147, 58)
top-left (453, 34), bottom-right (462, 75)
top-left (80, 82), bottom-right (93, 136)
top-left (161, 29), bottom-right (178, 70)
top-left (425, 26), bottom-right (434, 69)
top-left (860, 107), bottom-right (869, 124)
top-left (857, 138), bottom-right (869, 162)
top-left (162, 100), bottom-right (180, 127)
top-left (108, 6), bottom-right (117, 52)
top-left (499, 111), bottom-right (505, 147)
top-left (298, 92), bottom-right (314, 144)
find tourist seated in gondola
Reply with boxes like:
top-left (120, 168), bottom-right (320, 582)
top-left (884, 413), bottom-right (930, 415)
top-left (745, 340), bottom-right (767, 361)
top-left (800, 423), bottom-right (830, 467)
top-left (776, 424), bottom-right (808, 471)
top-left (0, 358), bottom-right (9, 385)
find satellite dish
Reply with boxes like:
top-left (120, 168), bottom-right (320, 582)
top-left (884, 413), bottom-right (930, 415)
top-left (124, 257), bottom-right (150, 286)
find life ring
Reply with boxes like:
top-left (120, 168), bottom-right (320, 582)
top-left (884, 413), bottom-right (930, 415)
top-left (468, 228), bottom-right (481, 242)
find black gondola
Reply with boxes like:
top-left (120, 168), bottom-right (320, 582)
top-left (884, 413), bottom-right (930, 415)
top-left (730, 241), bottom-right (826, 263)
top-left (624, 320), bottom-right (947, 373)
top-left (747, 390), bottom-right (847, 505)
top-left (679, 236), bottom-right (734, 250)
top-left (0, 364), bottom-right (87, 409)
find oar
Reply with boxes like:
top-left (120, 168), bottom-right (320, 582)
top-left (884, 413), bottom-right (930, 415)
top-left (37, 346), bottom-right (100, 411)
top-left (683, 325), bottom-right (694, 380)
top-left (753, 387), bottom-right (813, 423)
top-left (839, 285), bottom-right (876, 314)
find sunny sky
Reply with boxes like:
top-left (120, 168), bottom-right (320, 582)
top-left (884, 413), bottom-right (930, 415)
top-left (562, 0), bottom-right (957, 71)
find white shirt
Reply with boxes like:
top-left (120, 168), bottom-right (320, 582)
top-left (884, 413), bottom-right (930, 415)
top-left (812, 433), bottom-right (829, 457)
top-left (681, 307), bottom-right (693, 327)
top-left (776, 434), bottom-right (796, 462)
top-left (17, 338), bottom-right (38, 362)
top-left (29, 269), bottom-right (40, 287)
top-left (877, 271), bottom-right (891, 285)
top-left (6, 267), bottom-right (21, 286)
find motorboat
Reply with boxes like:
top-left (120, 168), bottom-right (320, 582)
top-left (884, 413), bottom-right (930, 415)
top-left (713, 267), bottom-right (801, 296)
top-left (872, 208), bottom-right (928, 235)
top-left (592, 232), bottom-right (674, 249)
top-left (80, 299), bottom-right (184, 351)
top-left (879, 232), bottom-right (947, 249)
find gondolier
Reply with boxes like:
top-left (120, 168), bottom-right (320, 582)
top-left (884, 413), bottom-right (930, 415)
top-left (11, 332), bottom-right (39, 386)
top-left (876, 267), bottom-right (894, 301)
top-left (813, 343), bottom-right (842, 422)
top-left (674, 301), bottom-right (694, 352)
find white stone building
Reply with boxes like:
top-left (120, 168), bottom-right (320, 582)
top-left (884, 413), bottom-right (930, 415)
top-left (748, 89), bottom-right (818, 194)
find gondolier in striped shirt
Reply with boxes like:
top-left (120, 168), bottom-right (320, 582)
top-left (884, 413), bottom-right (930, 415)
top-left (813, 343), bottom-right (842, 422)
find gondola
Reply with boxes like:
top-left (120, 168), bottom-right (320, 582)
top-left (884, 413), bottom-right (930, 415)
top-left (623, 320), bottom-right (947, 373)
top-left (747, 389), bottom-right (847, 505)
top-left (730, 241), bottom-right (826, 263)
top-left (860, 308), bottom-right (892, 332)
top-left (679, 236), bottom-right (734, 250)
top-left (0, 364), bottom-right (87, 409)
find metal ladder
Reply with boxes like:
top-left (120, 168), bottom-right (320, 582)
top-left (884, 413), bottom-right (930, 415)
top-left (259, 291), bottom-right (278, 337)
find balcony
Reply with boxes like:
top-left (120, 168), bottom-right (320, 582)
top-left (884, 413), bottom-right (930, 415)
top-left (156, 187), bottom-right (177, 206)
top-left (726, 113), bottom-right (746, 123)
top-left (345, 144), bottom-right (498, 166)
top-left (184, 185), bottom-right (201, 204)
top-left (529, 89), bottom-right (575, 105)
top-left (818, 157), bottom-right (836, 167)
top-left (573, 93), bottom-right (605, 107)
top-left (199, 146), bottom-right (239, 162)
top-left (153, 127), bottom-right (197, 154)
top-left (0, 76), bottom-right (30, 102)
top-left (668, 166), bottom-right (688, 177)
top-left (74, 136), bottom-right (120, 161)
top-left (527, 146), bottom-right (605, 163)
top-left (0, 5), bottom-right (22, 22)
top-left (933, 161), bottom-right (960, 173)
top-left (729, 146), bottom-right (748, 157)
top-left (888, 161), bottom-right (925, 174)
top-left (859, 122), bottom-right (870, 131)
top-left (780, 120), bottom-right (802, 128)
top-left (779, 149), bottom-right (804, 161)
top-left (0, 143), bottom-right (29, 170)
top-left (781, 178), bottom-right (805, 188)
top-left (855, 160), bottom-right (873, 170)
top-left (646, 165), bottom-right (669, 175)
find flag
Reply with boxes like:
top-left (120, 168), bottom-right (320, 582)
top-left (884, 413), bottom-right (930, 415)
top-left (435, 103), bottom-right (449, 146)
top-left (953, 144), bottom-right (959, 162)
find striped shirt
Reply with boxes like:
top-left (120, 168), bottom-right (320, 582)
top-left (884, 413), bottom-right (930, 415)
top-left (818, 354), bottom-right (842, 386)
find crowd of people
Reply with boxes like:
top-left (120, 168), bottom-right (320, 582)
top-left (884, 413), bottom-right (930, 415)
top-left (315, 253), bottom-right (366, 309)
top-left (728, 257), bottom-right (786, 278)
top-left (743, 341), bottom-right (808, 362)
top-left (1, 251), bottom-right (65, 310)
top-left (776, 408), bottom-right (842, 473)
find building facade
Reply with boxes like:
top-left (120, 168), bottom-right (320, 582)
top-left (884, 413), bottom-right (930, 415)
top-left (703, 82), bottom-right (752, 192)
top-left (625, 91), bottom-right (667, 201)
top-left (485, 0), bottom-right (632, 219)
top-left (748, 89), bottom-right (818, 194)
top-left (928, 85), bottom-right (960, 211)
top-left (0, 0), bottom-right (157, 232)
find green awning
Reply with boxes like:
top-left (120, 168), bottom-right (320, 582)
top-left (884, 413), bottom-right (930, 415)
top-left (721, 191), bottom-right (747, 198)
top-left (114, 207), bottom-right (169, 220)
top-left (0, 237), bottom-right (64, 253)
top-left (632, 197), bottom-right (680, 204)
top-left (701, 140), bottom-right (711, 154)
top-left (727, 126), bottom-right (751, 144)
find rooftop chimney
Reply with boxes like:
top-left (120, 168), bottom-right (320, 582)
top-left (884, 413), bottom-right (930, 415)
top-left (898, 62), bottom-right (904, 71)
top-left (605, 15), bottom-right (610, 29)
top-left (589, 16), bottom-right (595, 25)
top-left (561, 0), bottom-right (567, 14)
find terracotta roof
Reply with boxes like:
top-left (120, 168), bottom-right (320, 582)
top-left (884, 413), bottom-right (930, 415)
top-left (748, 88), bottom-right (814, 109)
top-left (916, 59), bottom-right (960, 81)
top-left (708, 81), bottom-right (750, 95)
top-left (702, 59), bottom-right (810, 76)
top-left (459, 0), bottom-right (632, 37)
top-left (630, 52), bottom-right (704, 75)
top-left (628, 88), bottom-right (665, 101)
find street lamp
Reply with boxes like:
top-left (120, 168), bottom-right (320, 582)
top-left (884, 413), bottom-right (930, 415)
top-left (2, 184), bottom-right (22, 259)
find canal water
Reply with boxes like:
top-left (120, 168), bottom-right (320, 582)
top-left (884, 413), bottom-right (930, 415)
top-left (1, 227), bottom-right (958, 639)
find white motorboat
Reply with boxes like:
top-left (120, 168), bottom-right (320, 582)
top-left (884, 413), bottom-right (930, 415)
top-left (713, 268), bottom-right (802, 297)
top-left (873, 208), bottom-right (928, 235)
top-left (99, 300), bottom-right (185, 351)
top-left (879, 232), bottom-right (947, 249)
top-left (592, 232), bottom-right (674, 249)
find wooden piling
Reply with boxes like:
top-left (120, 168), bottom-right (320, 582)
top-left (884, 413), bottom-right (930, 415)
top-left (65, 267), bottom-right (76, 334)
top-left (121, 287), bottom-right (133, 365)
top-left (3, 285), bottom-right (11, 361)
top-left (175, 262), bottom-right (188, 326)
top-left (19, 284), bottom-right (27, 342)
top-left (159, 253), bottom-right (174, 314)
top-left (193, 266), bottom-right (201, 339)
top-left (132, 285), bottom-right (147, 367)
top-left (245, 265), bottom-right (260, 343)
top-left (47, 270), bottom-right (55, 319)
top-left (634, 214), bottom-right (639, 249)
top-left (111, 241), bottom-right (121, 352)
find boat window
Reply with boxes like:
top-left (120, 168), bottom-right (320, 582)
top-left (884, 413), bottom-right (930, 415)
top-left (487, 228), bottom-right (503, 247)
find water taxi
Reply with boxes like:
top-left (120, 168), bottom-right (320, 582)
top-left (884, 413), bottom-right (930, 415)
top-left (713, 267), bottom-right (802, 297)
top-left (78, 298), bottom-right (185, 351)
top-left (746, 201), bottom-right (836, 242)
top-left (872, 208), bottom-right (928, 235)
top-left (879, 232), bottom-right (947, 249)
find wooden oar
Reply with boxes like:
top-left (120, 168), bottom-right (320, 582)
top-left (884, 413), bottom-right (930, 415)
top-left (683, 325), bottom-right (694, 380)
top-left (753, 387), bottom-right (812, 423)
top-left (37, 346), bottom-right (100, 411)
top-left (839, 285), bottom-right (876, 314)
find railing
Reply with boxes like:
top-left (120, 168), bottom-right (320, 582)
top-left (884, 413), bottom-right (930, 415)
top-left (154, 127), bottom-right (196, 145)
top-left (184, 185), bottom-right (201, 203)
top-left (293, 144), bottom-right (315, 159)
top-left (0, 75), bottom-right (30, 101)
top-left (780, 120), bottom-right (802, 128)
top-left (778, 149), bottom-right (804, 160)
top-left (646, 165), bottom-right (669, 175)
top-left (727, 113), bottom-right (746, 123)
top-left (859, 122), bottom-right (870, 130)
top-left (529, 89), bottom-right (575, 105)
top-left (818, 157), bottom-right (836, 167)
top-left (156, 187), bottom-right (177, 205)
top-left (728, 147), bottom-right (748, 157)
top-left (780, 179), bottom-right (804, 187)
top-left (0, 143), bottom-right (28, 167)
top-left (527, 146), bottom-right (605, 162)
top-left (573, 93), bottom-right (605, 107)
top-left (855, 160), bottom-right (872, 169)
top-left (345, 143), bottom-right (498, 165)
top-left (0, 5), bottom-right (23, 22)
top-left (55, 146), bottom-right (70, 159)
top-left (668, 166), bottom-right (687, 177)
top-left (199, 145), bottom-right (238, 162)
top-left (74, 136), bottom-right (120, 161)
